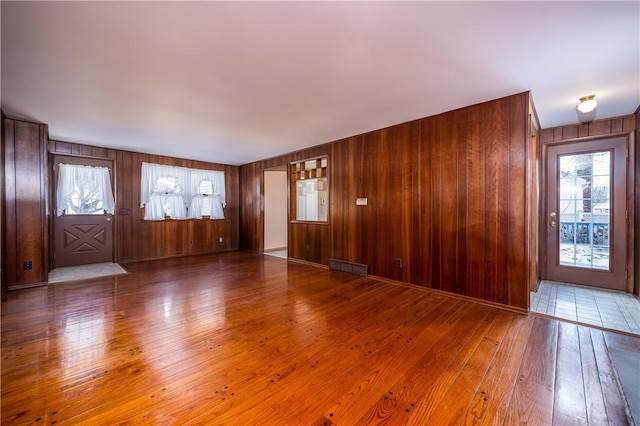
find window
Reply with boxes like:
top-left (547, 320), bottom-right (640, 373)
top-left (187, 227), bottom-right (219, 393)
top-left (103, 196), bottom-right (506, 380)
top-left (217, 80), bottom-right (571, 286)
top-left (290, 156), bottom-right (328, 222)
top-left (153, 175), bottom-right (186, 218)
top-left (56, 164), bottom-right (115, 215)
top-left (196, 180), bottom-right (214, 216)
top-left (140, 163), bottom-right (225, 221)
top-left (189, 180), bottom-right (221, 218)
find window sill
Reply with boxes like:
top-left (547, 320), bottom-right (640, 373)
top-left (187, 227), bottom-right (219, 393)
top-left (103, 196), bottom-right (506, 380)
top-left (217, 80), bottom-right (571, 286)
top-left (290, 220), bottom-right (329, 225)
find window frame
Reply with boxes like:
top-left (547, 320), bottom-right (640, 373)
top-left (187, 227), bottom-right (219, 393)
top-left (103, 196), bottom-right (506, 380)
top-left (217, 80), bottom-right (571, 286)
top-left (289, 155), bottom-right (329, 224)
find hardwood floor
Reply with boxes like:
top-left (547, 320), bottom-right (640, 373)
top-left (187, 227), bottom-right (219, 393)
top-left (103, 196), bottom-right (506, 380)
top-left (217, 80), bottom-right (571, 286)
top-left (2, 252), bottom-right (637, 425)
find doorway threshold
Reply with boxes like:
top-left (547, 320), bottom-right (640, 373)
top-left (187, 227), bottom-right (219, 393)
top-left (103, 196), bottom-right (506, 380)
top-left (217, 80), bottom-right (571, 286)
top-left (531, 280), bottom-right (640, 336)
top-left (264, 248), bottom-right (287, 259)
top-left (49, 262), bottom-right (128, 284)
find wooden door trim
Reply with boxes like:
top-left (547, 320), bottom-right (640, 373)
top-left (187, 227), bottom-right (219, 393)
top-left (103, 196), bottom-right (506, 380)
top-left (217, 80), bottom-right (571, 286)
top-left (262, 167), bottom-right (289, 256)
top-left (49, 154), bottom-right (117, 269)
top-left (540, 132), bottom-right (635, 293)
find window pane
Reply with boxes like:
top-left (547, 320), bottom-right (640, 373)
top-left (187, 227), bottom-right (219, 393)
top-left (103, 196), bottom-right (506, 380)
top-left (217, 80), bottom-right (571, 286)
top-left (291, 156), bottom-right (328, 222)
top-left (558, 151), bottom-right (611, 270)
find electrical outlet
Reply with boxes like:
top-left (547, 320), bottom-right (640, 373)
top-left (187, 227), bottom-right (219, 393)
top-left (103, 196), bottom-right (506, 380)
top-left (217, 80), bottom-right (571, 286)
top-left (395, 258), bottom-right (403, 268)
top-left (23, 261), bottom-right (32, 270)
top-left (306, 244), bottom-right (310, 252)
top-left (218, 237), bottom-right (223, 243)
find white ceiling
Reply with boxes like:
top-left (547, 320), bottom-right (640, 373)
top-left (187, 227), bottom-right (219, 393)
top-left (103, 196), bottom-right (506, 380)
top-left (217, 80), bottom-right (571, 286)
top-left (2, 1), bottom-right (639, 166)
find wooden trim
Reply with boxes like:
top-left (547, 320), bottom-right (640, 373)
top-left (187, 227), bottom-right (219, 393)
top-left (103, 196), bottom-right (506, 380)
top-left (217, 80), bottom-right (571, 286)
top-left (286, 256), bottom-right (329, 269)
top-left (118, 248), bottom-right (238, 264)
top-left (368, 273), bottom-right (530, 315)
top-left (40, 125), bottom-right (50, 281)
top-left (263, 247), bottom-right (286, 252)
top-left (289, 220), bottom-right (330, 225)
top-left (289, 155), bottom-right (329, 225)
top-left (541, 130), bottom-right (633, 147)
top-left (627, 129), bottom-right (636, 294)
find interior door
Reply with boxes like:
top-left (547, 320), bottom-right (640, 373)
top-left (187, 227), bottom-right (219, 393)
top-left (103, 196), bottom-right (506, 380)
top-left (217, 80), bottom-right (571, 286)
top-left (53, 156), bottom-right (115, 268)
top-left (545, 136), bottom-right (627, 290)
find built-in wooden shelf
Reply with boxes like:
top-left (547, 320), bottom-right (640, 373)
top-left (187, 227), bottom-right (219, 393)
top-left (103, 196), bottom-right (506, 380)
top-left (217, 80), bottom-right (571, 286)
top-left (290, 157), bottom-right (327, 181)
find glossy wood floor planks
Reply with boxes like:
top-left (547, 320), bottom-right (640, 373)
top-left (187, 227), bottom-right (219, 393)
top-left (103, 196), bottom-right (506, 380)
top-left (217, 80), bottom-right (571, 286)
top-left (1, 252), bottom-right (636, 425)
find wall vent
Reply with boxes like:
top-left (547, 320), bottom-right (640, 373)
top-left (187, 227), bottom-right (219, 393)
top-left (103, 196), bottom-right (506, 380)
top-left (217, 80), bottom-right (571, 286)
top-left (329, 259), bottom-right (368, 277)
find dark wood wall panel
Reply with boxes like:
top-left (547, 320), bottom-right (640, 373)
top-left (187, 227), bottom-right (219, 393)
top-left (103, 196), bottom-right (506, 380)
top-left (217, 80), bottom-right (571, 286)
top-left (239, 161), bottom-right (261, 253)
top-left (3, 119), bottom-right (15, 288)
top-left (637, 108), bottom-right (640, 295)
top-left (466, 105), bottom-right (485, 299)
top-left (507, 95), bottom-right (528, 308)
top-left (362, 129), bottom-right (385, 277)
top-left (484, 98), bottom-right (509, 302)
top-left (239, 92), bottom-right (536, 309)
top-left (49, 140), bottom-right (240, 263)
top-left (343, 136), bottom-right (363, 267)
top-left (440, 112), bottom-right (459, 293)
top-left (3, 118), bottom-right (48, 289)
top-left (540, 115), bottom-right (635, 143)
top-left (416, 116), bottom-right (436, 287)
top-left (1, 114), bottom-right (5, 294)
top-left (453, 109), bottom-right (469, 296)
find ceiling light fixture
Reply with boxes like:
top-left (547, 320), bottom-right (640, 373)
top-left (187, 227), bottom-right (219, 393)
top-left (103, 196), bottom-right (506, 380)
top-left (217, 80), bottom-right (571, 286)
top-left (577, 95), bottom-right (597, 113)
top-left (576, 95), bottom-right (597, 124)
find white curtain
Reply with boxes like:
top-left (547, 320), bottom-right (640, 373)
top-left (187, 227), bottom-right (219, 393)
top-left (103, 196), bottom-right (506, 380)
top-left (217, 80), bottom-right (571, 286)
top-left (56, 164), bottom-right (115, 216)
top-left (187, 169), bottom-right (226, 219)
top-left (141, 163), bottom-right (225, 220)
top-left (140, 163), bottom-right (190, 220)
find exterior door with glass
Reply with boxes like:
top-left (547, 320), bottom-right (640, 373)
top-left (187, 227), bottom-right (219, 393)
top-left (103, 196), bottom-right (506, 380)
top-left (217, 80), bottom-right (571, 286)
top-left (545, 136), bottom-right (627, 291)
top-left (53, 156), bottom-right (115, 268)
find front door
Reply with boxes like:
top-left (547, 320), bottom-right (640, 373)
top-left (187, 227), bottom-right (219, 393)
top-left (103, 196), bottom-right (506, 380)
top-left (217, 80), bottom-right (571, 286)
top-left (545, 136), bottom-right (627, 291)
top-left (53, 156), bottom-right (115, 268)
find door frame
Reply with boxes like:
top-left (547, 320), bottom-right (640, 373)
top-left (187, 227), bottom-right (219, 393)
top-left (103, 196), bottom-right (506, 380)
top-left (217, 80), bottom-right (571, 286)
top-left (540, 132), bottom-right (636, 294)
top-left (261, 165), bottom-right (289, 256)
top-left (49, 153), bottom-right (117, 269)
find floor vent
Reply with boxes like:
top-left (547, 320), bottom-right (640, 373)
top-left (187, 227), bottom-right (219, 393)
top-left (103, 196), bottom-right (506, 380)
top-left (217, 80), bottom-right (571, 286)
top-left (329, 259), bottom-right (368, 277)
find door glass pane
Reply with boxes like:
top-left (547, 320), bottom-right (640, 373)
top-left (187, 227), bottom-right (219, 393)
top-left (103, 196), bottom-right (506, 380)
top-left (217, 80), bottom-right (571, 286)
top-left (558, 151), bottom-right (610, 270)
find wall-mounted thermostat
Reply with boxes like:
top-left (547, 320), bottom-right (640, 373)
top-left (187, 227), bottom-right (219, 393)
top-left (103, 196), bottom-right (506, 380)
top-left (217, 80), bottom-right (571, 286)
top-left (356, 198), bottom-right (368, 206)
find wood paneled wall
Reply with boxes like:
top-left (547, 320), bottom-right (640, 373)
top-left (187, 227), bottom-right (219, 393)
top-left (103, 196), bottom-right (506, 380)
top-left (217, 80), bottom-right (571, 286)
top-left (2, 118), bottom-right (49, 289)
top-left (240, 92), bottom-right (537, 309)
top-left (637, 108), bottom-right (640, 295)
top-left (540, 114), bottom-right (637, 295)
top-left (1, 113), bottom-right (5, 294)
top-left (48, 141), bottom-right (240, 263)
top-left (240, 144), bottom-right (331, 260)
top-left (539, 116), bottom-right (635, 143)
